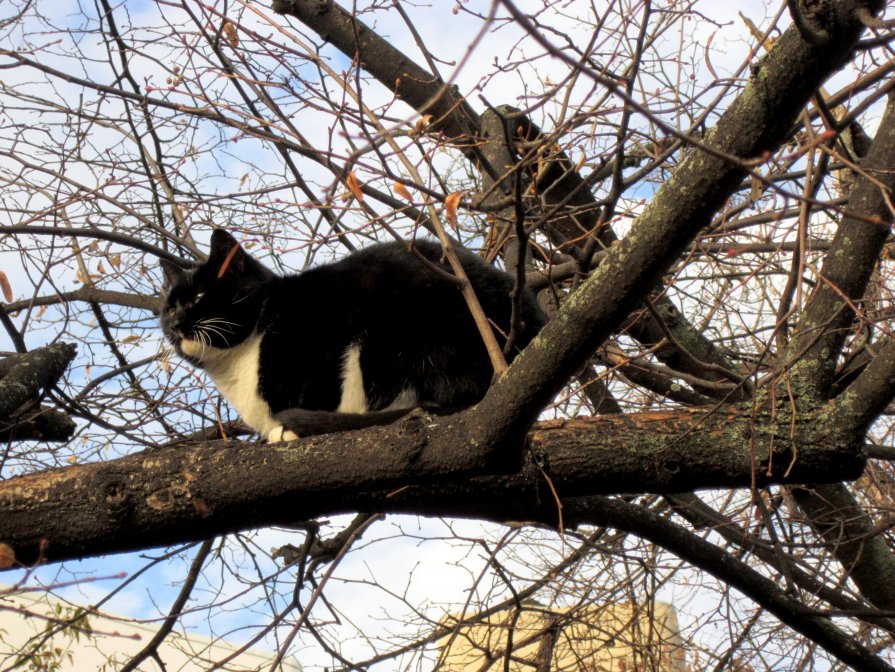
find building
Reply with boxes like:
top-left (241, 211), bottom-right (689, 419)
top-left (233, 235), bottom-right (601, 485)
top-left (438, 601), bottom-right (685, 671)
top-left (0, 585), bottom-right (301, 671)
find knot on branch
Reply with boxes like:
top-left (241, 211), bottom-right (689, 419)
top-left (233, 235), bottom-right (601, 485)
top-left (271, 0), bottom-right (331, 17)
top-left (787, 0), bottom-right (834, 45)
top-left (0, 343), bottom-right (77, 443)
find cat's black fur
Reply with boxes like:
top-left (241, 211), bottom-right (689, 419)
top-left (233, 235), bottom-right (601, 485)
top-left (160, 229), bottom-right (545, 439)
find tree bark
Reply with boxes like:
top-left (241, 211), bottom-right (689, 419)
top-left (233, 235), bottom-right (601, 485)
top-left (789, 94), bottom-right (895, 397)
top-left (0, 403), bottom-right (864, 567)
top-left (0, 343), bottom-right (76, 418)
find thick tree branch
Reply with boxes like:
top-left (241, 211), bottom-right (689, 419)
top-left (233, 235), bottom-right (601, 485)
top-left (790, 93), bottom-right (895, 398)
top-left (4, 287), bottom-right (159, 316)
top-left (567, 495), bottom-right (895, 672)
top-left (780, 91), bottom-right (895, 615)
top-left (836, 336), bottom-right (895, 431)
top-left (0, 407), bottom-right (76, 443)
top-left (0, 344), bottom-right (76, 419)
top-left (790, 481), bottom-right (895, 611)
top-left (474, 2), bottom-right (878, 448)
top-left (271, 0), bottom-right (481, 143)
top-left (667, 492), bottom-right (895, 633)
top-left (0, 404), bottom-right (864, 567)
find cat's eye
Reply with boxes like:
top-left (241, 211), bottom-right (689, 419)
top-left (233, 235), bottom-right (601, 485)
top-left (182, 292), bottom-right (205, 309)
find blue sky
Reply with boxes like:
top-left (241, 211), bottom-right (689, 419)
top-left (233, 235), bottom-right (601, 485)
top-left (1, 0), bottom-right (872, 668)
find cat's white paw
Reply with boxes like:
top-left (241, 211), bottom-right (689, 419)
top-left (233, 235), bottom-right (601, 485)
top-left (267, 425), bottom-right (300, 443)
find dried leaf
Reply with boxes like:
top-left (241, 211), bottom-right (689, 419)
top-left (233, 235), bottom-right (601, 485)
top-left (346, 171), bottom-right (364, 202)
top-left (223, 21), bottom-right (239, 48)
top-left (445, 191), bottom-right (462, 230)
top-left (575, 153), bottom-right (587, 172)
top-left (0, 271), bottom-right (12, 302)
top-left (97, 261), bottom-right (106, 275)
top-left (0, 543), bottom-right (15, 569)
top-left (121, 335), bottom-right (140, 344)
top-left (414, 115), bottom-right (434, 134)
top-left (394, 182), bottom-right (413, 202)
top-left (239, 173), bottom-right (249, 188)
top-left (109, 254), bottom-right (121, 269)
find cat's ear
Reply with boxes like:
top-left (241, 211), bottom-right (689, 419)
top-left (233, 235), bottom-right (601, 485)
top-left (159, 258), bottom-right (187, 287)
top-left (208, 229), bottom-right (274, 282)
top-left (209, 228), bottom-right (240, 257)
top-left (209, 228), bottom-right (247, 278)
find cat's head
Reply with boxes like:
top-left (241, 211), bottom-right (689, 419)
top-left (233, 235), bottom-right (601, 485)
top-left (160, 229), bottom-right (274, 362)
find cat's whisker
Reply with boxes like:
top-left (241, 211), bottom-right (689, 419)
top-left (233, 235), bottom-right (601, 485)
top-left (197, 317), bottom-right (237, 330)
top-left (195, 318), bottom-right (236, 346)
top-left (195, 329), bottom-right (210, 355)
top-left (202, 325), bottom-right (233, 346)
top-left (201, 318), bottom-right (238, 333)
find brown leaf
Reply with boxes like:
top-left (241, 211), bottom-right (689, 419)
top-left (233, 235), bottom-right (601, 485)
top-left (0, 271), bottom-right (12, 302)
top-left (346, 171), bottom-right (364, 202)
top-left (109, 254), bottom-right (121, 269)
top-left (223, 21), bottom-right (239, 49)
top-left (445, 191), bottom-right (462, 230)
top-left (0, 542), bottom-right (15, 569)
top-left (414, 115), bottom-right (434, 134)
top-left (394, 182), bottom-right (413, 202)
top-left (121, 335), bottom-right (140, 344)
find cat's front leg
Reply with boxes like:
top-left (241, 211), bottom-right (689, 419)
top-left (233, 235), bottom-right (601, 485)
top-left (271, 407), bottom-right (414, 439)
top-left (267, 425), bottom-right (300, 442)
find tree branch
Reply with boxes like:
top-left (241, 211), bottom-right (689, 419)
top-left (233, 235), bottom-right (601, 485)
top-left (790, 93), bottom-right (895, 398)
top-left (836, 336), bottom-right (895, 432)
top-left (271, 0), bottom-right (481, 143)
top-left (4, 287), bottom-right (159, 316)
top-left (0, 403), bottom-right (864, 567)
top-left (567, 495), bottom-right (895, 672)
top-left (0, 344), bottom-right (76, 420)
top-left (473, 1), bottom-right (879, 448)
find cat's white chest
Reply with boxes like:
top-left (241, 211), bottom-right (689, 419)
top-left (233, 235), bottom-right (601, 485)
top-left (188, 334), bottom-right (277, 436)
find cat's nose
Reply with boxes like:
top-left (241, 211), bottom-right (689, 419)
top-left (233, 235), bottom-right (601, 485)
top-left (168, 308), bottom-right (188, 328)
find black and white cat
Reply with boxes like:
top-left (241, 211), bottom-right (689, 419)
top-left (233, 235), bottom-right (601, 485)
top-left (160, 229), bottom-right (545, 441)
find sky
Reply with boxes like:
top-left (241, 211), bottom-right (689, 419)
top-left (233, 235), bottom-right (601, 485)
top-left (0, 0), bottom-right (871, 669)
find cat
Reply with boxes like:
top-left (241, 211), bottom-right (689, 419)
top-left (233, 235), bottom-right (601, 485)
top-left (160, 229), bottom-right (545, 441)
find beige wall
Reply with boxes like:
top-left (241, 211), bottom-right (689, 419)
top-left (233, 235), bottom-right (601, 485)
top-left (0, 586), bottom-right (301, 671)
